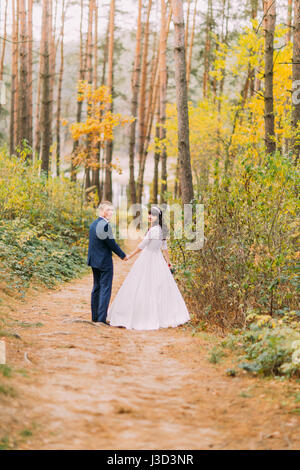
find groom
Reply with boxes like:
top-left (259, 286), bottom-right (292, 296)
top-left (87, 201), bottom-right (128, 324)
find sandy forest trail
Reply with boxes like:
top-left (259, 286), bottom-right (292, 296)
top-left (1, 240), bottom-right (299, 450)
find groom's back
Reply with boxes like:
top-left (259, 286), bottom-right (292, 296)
top-left (87, 218), bottom-right (112, 270)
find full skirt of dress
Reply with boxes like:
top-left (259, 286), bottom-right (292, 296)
top-left (107, 248), bottom-right (190, 330)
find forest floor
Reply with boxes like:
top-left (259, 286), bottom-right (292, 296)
top-left (0, 240), bottom-right (299, 450)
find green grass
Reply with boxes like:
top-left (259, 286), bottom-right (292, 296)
top-left (19, 428), bottom-right (33, 438)
top-left (294, 393), bottom-right (300, 403)
top-left (239, 391), bottom-right (252, 398)
top-left (208, 347), bottom-right (225, 364)
top-left (0, 383), bottom-right (17, 397)
top-left (0, 435), bottom-right (15, 450)
top-left (0, 330), bottom-right (21, 339)
top-left (17, 322), bottom-right (44, 328)
top-left (15, 368), bottom-right (29, 378)
top-left (0, 365), bottom-right (12, 378)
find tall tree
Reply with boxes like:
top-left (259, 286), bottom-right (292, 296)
top-left (171, 0), bottom-right (194, 204)
top-left (152, 99), bottom-right (161, 204)
top-left (128, 0), bottom-right (142, 205)
top-left (263, 0), bottom-right (276, 155)
top-left (91, 0), bottom-right (101, 198)
top-left (93, 0), bottom-right (98, 90)
top-left (287, 0), bottom-right (293, 44)
top-left (10, 0), bottom-right (19, 155)
top-left (140, 35), bottom-right (160, 199)
top-left (159, 0), bottom-right (168, 202)
top-left (184, 0), bottom-right (191, 54)
top-left (27, 0), bottom-right (33, 147)
top-left (85, 0), bottom-right (95, 191)
top-left (292, 0), bottom-right (300, 162)
top-left (104, 0), bottom-right (115, 201)
top-left (186, 0), bottom-right (197, 88)
top-left (56, 0), bottom-right (66, 177)
top-left (0, 0), bottom-right (8, 123)
top-left (17, 0), bottom-right (29, 149)
top-left (0, 0), bottom-right (8, 79)
top-left (136, 0), bottom-right (153, 203)
top-left (34, 4), bottom-right (45, 159)
top-left (40, 0), bottom-right (52, 175)
top-left (71, 0), bottom-right (85, 181)
top-left (48, 0), bottom-right (59, 164)
top-left (203, 0), bottom-right (213, 99)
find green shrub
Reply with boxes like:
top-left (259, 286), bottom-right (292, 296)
top-left (169, 151), bottom-right (299, 328)
top-left (222, 310), bottom-right (300, 378)
top-left (0, 146), bottom-right (94, 295)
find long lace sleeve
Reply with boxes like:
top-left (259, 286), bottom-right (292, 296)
top-left (137, 229), bottom-right (151, 250)
top-left (161, 239), bottom-right (167, 250)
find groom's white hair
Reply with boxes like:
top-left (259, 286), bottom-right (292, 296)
top-left (98, 200), bottom-right (114, 214)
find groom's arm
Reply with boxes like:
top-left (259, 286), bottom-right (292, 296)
top-left (96, 220), bottom-right (126, 259)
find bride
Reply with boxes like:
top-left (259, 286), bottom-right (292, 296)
top-left (107, 206), bottom-right (190, 330)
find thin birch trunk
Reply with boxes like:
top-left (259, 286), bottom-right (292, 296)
top-left (128, 0), bottom-right (142, 205)
top-left (264, 0), bottom-right (276, 155)
top-left (10, 0), bottom-right (18, 154)
top-left (136, 0), bottom-right (152, 203)
top-left (104, 0), bottom-right (115, 201)
top-left (56, 0), bottom-right (65, 177)
top-left (40, 0), bottom-right (51, 176)
top-left (171, 0), bottom-right (194, 204)
top-left (292, 0), bottom-right (300, 162)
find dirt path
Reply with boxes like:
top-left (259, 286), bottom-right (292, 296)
top-left (0, 243), bottom-right (299, 450)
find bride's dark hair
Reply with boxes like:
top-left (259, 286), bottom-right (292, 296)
top-left (148, 206), bottom-right (169, 240)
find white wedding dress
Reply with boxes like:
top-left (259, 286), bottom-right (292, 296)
top-left (107, 225), bottom-right (190, 330)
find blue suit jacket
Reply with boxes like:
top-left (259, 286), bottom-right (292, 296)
top-left (87, 217), bottom-right (126, 270)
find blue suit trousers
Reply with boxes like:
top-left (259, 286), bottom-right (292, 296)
top-left (91, 266), bottom-right (113, 323)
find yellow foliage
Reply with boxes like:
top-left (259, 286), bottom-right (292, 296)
top-left (69, 81), bottom-right (134, 172)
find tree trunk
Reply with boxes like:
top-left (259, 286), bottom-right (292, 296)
top-left (93, 0), bottom-right (98, 90)
top-left (71, 0), bottom-right (85, 182)
top-left (92, 0), bottom-right (101, 200)
top-left (171, 0), bottom-right (194, 205)
top-left (98, 20), bottom-right (110, 199)
top-left (249, 0), bottom-right (258, 97)
top-left (85, 0), bottom-right (94, 193)
top-left (56, 0), bottom-right (65, 177)
top-left (292, 0), bottom-right (300, 162)
top-left (0, 0), bottom-right (8, 81)
top-left (0, 0), bottom-right (8, 123)
top-left (186, 0), bottom-right (197, 88)
top-left (152, 100), bottom-right (160, 204)
top-left (18, 0), bottom-right (29, 149)
top-left (48, 0), bottom-right (57, 163)
top-left (184, 0), bottom-right (191, 55)
top-left (139, 40), bottom-right (160, 200)
top-left (104, 0), bottom-right (115, 202)
top-left (136, 0), bottom-right (152, 203)
top-left (10, 0), bottom-right (18, 155)
top-left (34, 10), bottom-right (44, 160)
top-left (27, 0), bottom-right (33, 148)
top-left (160, 0), bottom-right (168, 202)
top-left (264, 0), bottom-right (276, 155)
top-left (287, 0), bottom-right (293, 44)
top-left (203, 0), bottom-right (212, 99)
top-left (128, 0), bottom-right (142, 205)
top-left (40, 0), bottom-right (51, 176)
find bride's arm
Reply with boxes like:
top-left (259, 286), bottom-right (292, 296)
top-left (162, 248), bottom-right (172, 267)
top-left (127, 229), bottom-right (151, 258)
top-left (161, 239), bottom-right (173, 267)
top-left (127, 246), bottom-right (142, 260)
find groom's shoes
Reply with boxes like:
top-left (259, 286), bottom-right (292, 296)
top-left (95, 320), bottom-right (110, 326)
